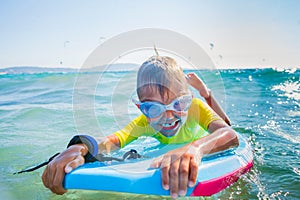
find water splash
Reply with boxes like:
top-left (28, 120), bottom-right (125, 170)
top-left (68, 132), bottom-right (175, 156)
top-left (271, 80), bottom-right (300, 101)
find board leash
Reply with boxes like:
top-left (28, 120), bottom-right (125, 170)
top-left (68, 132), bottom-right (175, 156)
top-left (14, 149), bottom-right (142, 174)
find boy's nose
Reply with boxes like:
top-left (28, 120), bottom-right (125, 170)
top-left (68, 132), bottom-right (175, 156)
top-left (162, 110), bottom-right (175, 119)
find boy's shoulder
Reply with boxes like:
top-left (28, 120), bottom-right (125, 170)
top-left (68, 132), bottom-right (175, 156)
top-left (190, 97), bottom-right (214, 113)
top-left (191, 97), bottom-right (205, 106)
top-left (132, 114), bottom-right (149, 126)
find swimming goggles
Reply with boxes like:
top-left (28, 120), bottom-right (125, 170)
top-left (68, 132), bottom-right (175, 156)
top-left (132, 94), bottom-right (193, 118)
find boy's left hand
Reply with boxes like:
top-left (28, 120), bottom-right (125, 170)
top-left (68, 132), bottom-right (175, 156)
top-left (185, 73), bottom-right (210, 99)
top-left (150, 144), bottom-right (202, 199)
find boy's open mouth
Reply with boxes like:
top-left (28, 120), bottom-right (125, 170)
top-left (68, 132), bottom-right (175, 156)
top-left (162, 119), bottom-right (180, 130)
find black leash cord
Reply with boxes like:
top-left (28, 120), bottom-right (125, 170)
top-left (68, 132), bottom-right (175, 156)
top-left (14, 149), bottom-right (141, 174)
top-left (13, 153), bottom-right (60, 174)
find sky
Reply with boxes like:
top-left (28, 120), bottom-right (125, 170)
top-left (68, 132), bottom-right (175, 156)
top-left (1, 0), bottom-right (300, 69)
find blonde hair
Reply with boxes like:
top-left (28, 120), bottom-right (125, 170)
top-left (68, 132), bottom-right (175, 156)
top-left (137, 56), bottom-right (188, 100)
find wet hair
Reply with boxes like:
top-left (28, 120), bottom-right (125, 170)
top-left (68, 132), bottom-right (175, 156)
top-left (137, 56), bottom-right (188, 100)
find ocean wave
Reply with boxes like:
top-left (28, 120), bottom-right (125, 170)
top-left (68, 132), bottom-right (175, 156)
top-left (0, 103), bottom-right (72, 112)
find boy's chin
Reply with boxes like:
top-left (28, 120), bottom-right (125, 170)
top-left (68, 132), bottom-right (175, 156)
top-left (161, 131), bottom-right (177, 137)
top-left (159, 124), bottom-right (181, 137)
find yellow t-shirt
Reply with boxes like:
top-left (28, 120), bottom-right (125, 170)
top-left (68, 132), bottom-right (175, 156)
top-left (114, 98), bottom-right (221, 148)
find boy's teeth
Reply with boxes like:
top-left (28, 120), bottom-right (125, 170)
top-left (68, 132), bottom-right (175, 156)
top-left (163, 120), bottom-right (177, 127)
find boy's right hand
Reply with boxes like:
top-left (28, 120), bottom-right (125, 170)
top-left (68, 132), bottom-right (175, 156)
top-left (42, 144), bottom-right (88, 195)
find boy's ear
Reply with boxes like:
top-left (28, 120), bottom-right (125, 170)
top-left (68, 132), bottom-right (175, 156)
top-left (132, 98), bottom-right (141, 109)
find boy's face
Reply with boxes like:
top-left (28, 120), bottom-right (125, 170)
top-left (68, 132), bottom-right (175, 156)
top-left (139, 86), bottom-right (190, 137)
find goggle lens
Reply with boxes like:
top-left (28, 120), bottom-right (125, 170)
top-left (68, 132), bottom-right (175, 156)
top-left (136, 95), bottom-right (192, 118)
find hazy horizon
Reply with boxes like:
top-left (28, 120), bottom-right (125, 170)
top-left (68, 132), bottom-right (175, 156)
top-left (1, 63), bottom-right (299, 74)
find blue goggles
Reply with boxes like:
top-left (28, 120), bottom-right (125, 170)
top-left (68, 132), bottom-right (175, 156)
top-left (133, 94), bottom-right (192, 118)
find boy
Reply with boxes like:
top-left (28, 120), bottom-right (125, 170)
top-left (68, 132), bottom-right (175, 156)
top-left (42, 56), bottom-right (238, 198)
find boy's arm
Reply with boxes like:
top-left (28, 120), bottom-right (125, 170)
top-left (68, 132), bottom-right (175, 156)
top-left (186, 73), bottom-right (231, 126)
top-left (204, 91), bottom-right (231, 126)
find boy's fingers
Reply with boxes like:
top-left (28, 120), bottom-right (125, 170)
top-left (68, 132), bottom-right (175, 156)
top-left (188, 157), bottom-right (199, 187)
top-left (150, 157), bottom-right (162, 168)
top-left (64, 155), bottom-right (85, 173)
top-left (169, 155), bottom-right (180, 198)
top-left (106, 142), bottom-right (111, 154)
top-left (178, 156), bottom-right (190, 196)
top-left (46, 163), bottom-right (59, 194)
top-left (160, 156), bottom-right (171, 190)
top-left (42, 167), bottom-right (49, 188)
top-left (52, 166), bottom-right (67, 195)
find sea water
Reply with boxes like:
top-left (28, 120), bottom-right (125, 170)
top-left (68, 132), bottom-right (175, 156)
top-left (0, 67), bottom-right (299, 200)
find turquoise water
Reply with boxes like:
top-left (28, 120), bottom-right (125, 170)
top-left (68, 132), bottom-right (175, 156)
top-left (0, 68), bottom-right (299, 199)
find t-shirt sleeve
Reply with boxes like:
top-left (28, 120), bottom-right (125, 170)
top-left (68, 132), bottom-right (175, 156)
top-left (190, 98), bottom-right (222, 130)
top-left (113, 115), bottom-right (151, 148)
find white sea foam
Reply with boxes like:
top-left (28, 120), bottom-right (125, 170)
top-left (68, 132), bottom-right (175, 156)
top-left (271, 80), bottom-right (300, 101)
